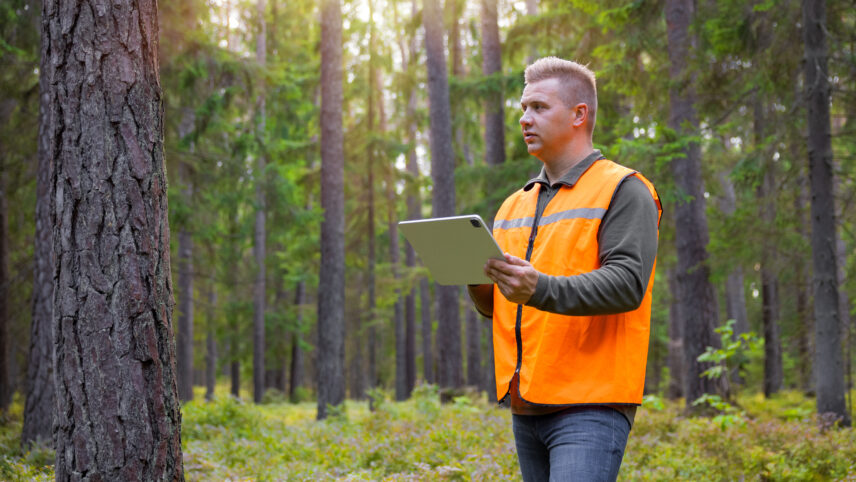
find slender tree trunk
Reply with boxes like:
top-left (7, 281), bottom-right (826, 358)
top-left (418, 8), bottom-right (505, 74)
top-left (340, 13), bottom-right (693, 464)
top-left (803, 0), bottom-right (849, 425)
top-left (525, 0), bottom-right (538, 64)
top-left (177, 109), bottom-right (195, 403)
top-left (289, 281), bottom-right (305, 402)
top-left (0, 162), bottom-right (9, 411)
top-left (252, 0), bottom-right (268, 405)
top-left (423, 0), bottom-right (462, 390)
top-left (667, 267), bottom-right (684, 400)
top-left (366, 0), bottom-right (378, 399)
top-left (318, 0), bottom-right (346, 419)
top-left (205, 283), bottom-right (216, 402)
top-left (45, 0), bottom-right (184, 477)
top-left (23, 38), bottom-right (55, 445)
top-left (753, 95), bottom-right (783, 397)
top-left (466, 309), bottom-right (481, 387)
top-left (481, 0), bottom-right (505, 167)
top-left (421, 279), bottom-right (433, 384)
top-left (665, 0), bottom-right (721, 408)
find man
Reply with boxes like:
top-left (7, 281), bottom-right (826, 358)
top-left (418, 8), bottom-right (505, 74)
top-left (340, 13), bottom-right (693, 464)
top-left (468, 57), bottom-right (661, 481)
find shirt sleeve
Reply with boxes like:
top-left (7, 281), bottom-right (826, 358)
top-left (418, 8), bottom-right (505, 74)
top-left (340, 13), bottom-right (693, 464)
top-left (524, 176), bottom-right (659, 316)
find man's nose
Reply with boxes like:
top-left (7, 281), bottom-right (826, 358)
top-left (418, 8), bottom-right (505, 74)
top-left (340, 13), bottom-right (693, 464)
top-left (520, 111), bottom-right (531, 128)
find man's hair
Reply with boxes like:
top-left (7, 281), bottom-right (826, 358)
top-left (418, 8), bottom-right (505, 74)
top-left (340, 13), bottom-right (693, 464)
top-left (524, 57), bottom-right (597, 134)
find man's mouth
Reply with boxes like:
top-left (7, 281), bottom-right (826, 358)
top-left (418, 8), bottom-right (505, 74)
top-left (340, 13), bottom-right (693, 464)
top-left (523, 132), bottom-right (537, 142)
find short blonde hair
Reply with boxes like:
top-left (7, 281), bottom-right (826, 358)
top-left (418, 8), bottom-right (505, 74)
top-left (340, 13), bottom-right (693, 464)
top-left (524, 57), bottom-right (597, 133)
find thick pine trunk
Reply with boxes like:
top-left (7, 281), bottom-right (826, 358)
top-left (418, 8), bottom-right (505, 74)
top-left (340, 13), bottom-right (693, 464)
top-left (802, 0), bottom-right (848, 425)
top-left (318, 0), bottom-right (346, 419)
top-left (423, 0), bottom-right (462, 390)
top-left (665, 0), bottom-right (721, 407)
top-left (22, 34), bottom-right (55, 445)
top-left (45, 0), bottom-right (184, 478)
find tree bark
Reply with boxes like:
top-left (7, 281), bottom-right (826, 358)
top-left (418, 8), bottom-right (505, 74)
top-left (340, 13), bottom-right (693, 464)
top-left (366, 0), bottom-right (378, 400)
top-left (665, 0), bottom-right (721, 408)
top-left (423, 0), bottom-right (462, 390)
top-left (421, 279), bottom-right (433, 384)
top-left (23, 34), bottom-right (55, 445)
top-left (803, 0), bottom-right (848, 425)
top-left (318, 0), bottom-right (346, 419)
top-left (466, 309), bottom-right (481, 387)
top-left (481, 0), bottom-right (505, 167)
top-left (45, 0), bottom-right (184, 478)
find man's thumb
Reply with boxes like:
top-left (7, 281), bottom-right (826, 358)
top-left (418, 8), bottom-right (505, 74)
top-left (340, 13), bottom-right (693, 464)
top-left (504, 253), bottom-right (529, 266)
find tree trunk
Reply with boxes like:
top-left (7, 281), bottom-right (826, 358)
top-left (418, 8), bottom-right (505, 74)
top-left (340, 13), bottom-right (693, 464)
top-left (23, 37), bottom-right (55, 445)
top-left (667, 267), bottom-right (684, 400)
top-left (466, 309), bottom-right (481, 387)
top-left (177, 109), bottom-right (195, 403)
top-left (665, 0), bottom-right (721, 408)
top-left (481, 0), bottom-right (505, 167)
top-left (0, 158), bottom-right (9, 411)
top-left (45, 0), bottom-right (184, 478)
top-left (423, 0), bottom-right (462, 390)
top-left (802, 0), bottom-right (849, 425)
top-left (205, 283), bottom-right (216, 402)
top-left (421, 279), bottom-right (433, 384)
top-left (252, 0), bottom-right (268, 405)
top-left (289, 281), bottom-right (305, 402)
top-left (525, 0), bottom-right (538, 64)
top-left (795, 172), bottom-right (814, 395)
top-left (366, 0), bottom-right (378, 400)
top-left (318, 0), bottom-right (346, 419)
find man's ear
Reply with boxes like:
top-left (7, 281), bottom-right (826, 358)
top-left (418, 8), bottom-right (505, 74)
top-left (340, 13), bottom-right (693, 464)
top-left (572, 103), bottom-right (588, 128)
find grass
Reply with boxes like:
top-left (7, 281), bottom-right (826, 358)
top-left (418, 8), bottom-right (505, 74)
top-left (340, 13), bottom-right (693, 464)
top-left (1, 385), bottom-right (855, 480)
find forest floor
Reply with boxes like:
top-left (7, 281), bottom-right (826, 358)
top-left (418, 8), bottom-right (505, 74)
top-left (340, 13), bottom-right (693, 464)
top-left (2, 385), bottom-right (855, 481)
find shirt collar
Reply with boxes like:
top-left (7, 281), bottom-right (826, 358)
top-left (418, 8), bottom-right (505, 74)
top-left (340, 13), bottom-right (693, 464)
top-left (523, 150), bottom-right (605, 191)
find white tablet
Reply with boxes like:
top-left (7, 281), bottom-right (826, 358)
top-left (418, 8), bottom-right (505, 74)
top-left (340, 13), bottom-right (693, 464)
top-left (399, 214), bottom-right (504, 286)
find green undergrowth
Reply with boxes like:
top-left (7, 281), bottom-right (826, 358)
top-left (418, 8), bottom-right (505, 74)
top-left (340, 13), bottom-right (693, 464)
top-left (0, 387), bottom-right (855, 480)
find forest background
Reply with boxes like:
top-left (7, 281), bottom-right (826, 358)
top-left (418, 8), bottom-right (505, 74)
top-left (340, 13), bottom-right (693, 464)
top-left (1, 0), bottom-right (856, 479)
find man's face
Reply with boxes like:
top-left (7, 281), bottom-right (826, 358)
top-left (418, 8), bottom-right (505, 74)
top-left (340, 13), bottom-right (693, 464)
top-left (519, 77), bottom-right (575, 162)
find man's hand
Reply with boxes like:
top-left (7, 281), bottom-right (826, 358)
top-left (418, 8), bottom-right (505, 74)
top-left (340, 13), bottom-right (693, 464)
top-left (485, 253), bottom-right (540, 304)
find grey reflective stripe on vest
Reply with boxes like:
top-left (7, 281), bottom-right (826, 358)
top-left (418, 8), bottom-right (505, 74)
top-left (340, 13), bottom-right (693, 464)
top-left (493, 217), bottom-right (534, 230)
top-left (538, 207), bottom-right (606, 226)
top-left (494, 208), bottom-right (605, 231)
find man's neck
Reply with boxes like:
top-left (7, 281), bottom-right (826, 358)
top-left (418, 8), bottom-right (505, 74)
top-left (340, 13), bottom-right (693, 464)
top-left (541, 141), bottom-right (594, 183)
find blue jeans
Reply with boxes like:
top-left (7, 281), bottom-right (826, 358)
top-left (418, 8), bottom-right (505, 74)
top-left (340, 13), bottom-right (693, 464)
top-left (512, 406), bottom-right (631, 482)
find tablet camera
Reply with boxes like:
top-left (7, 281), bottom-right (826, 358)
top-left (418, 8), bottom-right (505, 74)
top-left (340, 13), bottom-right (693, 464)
top-left (470, 219), bottom-right (481, 228)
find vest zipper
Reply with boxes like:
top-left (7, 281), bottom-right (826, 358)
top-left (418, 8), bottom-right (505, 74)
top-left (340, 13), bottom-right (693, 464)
top-left (514, 185), bottom-right (549, 378)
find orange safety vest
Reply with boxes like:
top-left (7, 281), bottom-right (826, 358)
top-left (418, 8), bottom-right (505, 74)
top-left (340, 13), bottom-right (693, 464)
top-left (491, 159), bottom-right (661, 405)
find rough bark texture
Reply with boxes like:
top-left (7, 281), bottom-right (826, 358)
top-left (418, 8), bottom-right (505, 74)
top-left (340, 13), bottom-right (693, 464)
top-left (665, 0), bottom-right (721, 407)
top-left (802, 0), bottom-right (849, 425)
top-left (317, 0), bottom-right (346, 419)
top-left (252, 0), bottom-right (267, 405)
top-left (22, 29), bottom-right (55, 446)
top-left (423, 0), bottom-right (462, 389)
top-left (481, 0), bottom-right (505, 167)
top-left (45, 0), bottom-right (184, 479)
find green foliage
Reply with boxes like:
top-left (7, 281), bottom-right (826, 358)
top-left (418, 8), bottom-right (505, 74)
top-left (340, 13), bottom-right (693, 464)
top-left (697, 319), bottom-right (759, 383)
